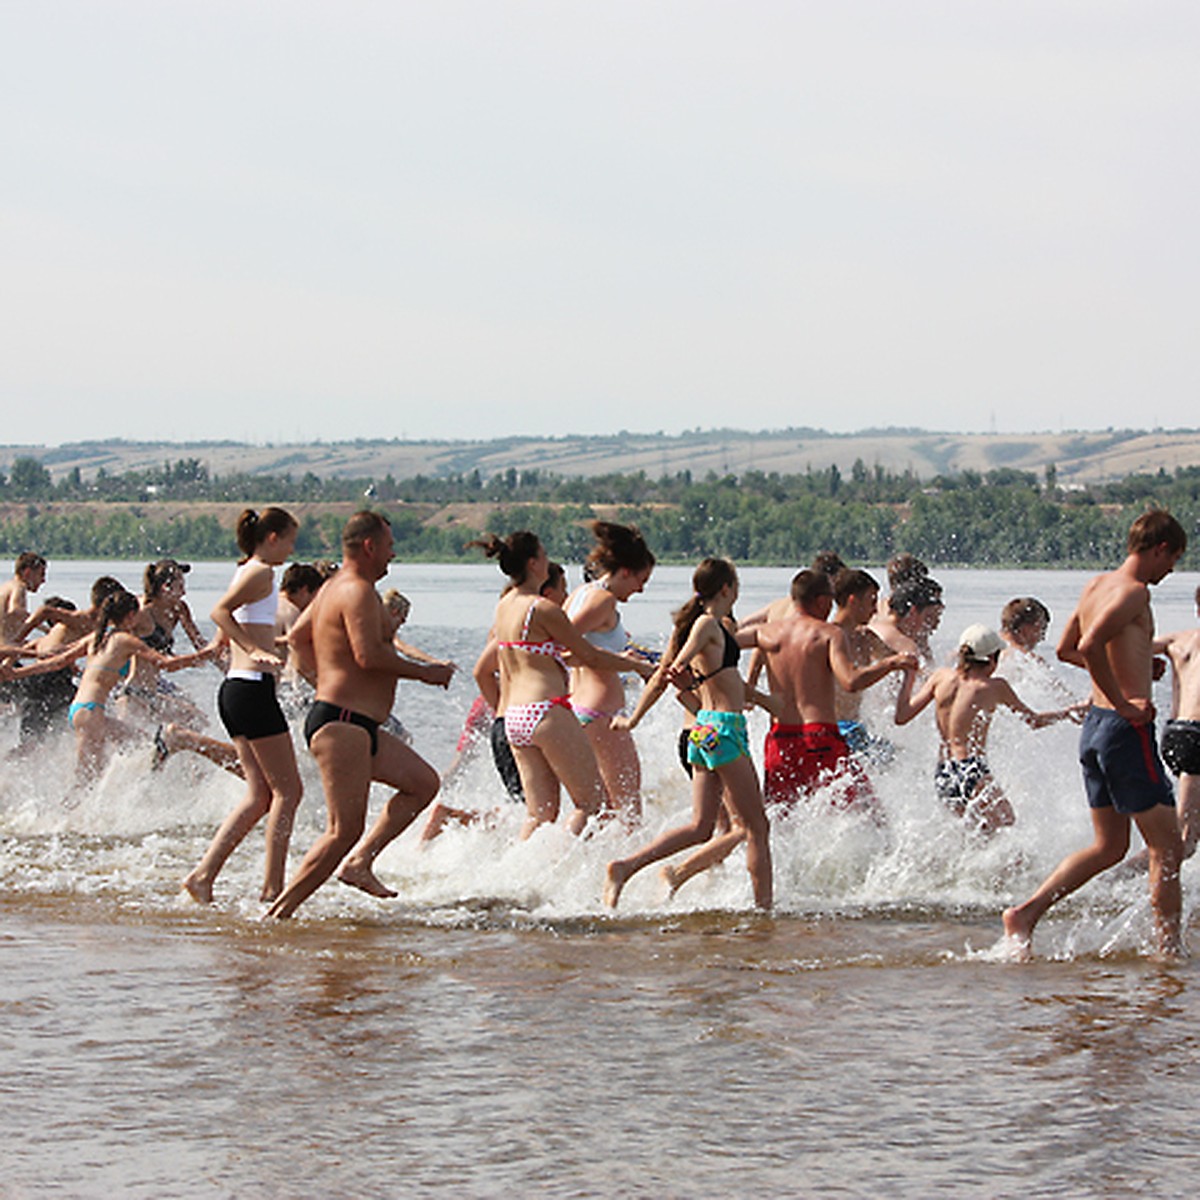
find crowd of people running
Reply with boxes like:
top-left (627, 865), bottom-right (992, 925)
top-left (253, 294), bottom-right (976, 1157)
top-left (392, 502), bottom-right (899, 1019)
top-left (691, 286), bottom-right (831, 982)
top-left (0, 506), bottom-right (1196, 957)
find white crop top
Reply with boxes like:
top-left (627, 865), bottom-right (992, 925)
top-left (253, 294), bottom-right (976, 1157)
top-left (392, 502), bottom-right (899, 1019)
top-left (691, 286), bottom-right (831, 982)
top-left (230, 560), bottom-right (280, 625)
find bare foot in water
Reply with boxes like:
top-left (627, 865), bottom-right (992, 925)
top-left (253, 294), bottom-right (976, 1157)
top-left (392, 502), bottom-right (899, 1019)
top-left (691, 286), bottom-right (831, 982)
top-left (661, 864), bottom-right (682, 901)
top-left (337, 861), bottom-right (398, 899)
top-left (604, 860), bottom-right (631, 909)
top-left (182, 872), bottom-right (213, 905)
top-left (1001, 906), bottom-right (1034, 961)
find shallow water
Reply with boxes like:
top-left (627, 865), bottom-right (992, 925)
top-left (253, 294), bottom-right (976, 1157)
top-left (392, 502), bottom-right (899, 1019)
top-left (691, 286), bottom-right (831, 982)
top-left (3, 562), bottom-right (1200, 1198)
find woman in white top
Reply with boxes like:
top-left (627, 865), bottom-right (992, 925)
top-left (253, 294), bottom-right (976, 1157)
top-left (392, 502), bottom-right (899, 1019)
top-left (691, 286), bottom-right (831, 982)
top-left (183, 507), bottom-right (303, 905)
top-left (564, 522), bottom-right (655, 824)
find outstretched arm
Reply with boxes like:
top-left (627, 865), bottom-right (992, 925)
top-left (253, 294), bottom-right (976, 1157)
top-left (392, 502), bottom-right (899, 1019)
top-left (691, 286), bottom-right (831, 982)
top-left (894, 666), bottom-right (938, 725)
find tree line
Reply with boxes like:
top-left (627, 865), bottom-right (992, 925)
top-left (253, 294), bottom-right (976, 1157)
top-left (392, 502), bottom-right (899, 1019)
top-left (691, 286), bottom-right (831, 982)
top-left (1, 454), bottom-right (1198, 567)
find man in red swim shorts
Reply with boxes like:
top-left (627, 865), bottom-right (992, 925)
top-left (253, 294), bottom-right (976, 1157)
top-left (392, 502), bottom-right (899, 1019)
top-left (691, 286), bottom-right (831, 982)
top-left (745, 570), bottom-right (914, 815)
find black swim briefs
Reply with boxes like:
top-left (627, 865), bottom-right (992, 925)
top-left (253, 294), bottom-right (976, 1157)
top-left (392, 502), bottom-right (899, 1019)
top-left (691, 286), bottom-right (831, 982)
top-left (304, 700), bottom-right (380, 755)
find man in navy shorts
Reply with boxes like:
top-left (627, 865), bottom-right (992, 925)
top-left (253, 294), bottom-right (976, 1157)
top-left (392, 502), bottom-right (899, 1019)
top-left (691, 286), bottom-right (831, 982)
top-left (1003, 510), bottom-right (1187, 958)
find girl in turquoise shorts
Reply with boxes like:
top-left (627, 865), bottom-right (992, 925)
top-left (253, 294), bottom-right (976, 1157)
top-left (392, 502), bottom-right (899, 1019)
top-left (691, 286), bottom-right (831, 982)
top-left (605, 558), bottom-right (773, 910)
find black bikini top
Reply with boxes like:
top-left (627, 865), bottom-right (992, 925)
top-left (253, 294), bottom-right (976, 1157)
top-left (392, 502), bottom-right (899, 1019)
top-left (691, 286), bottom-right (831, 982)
top-left (691, 622), bottom-right (740, 686)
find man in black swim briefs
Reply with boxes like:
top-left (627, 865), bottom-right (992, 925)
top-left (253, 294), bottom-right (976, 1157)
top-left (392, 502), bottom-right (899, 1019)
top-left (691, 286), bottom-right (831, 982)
top-left (266, 511), bottom-right (455, 919)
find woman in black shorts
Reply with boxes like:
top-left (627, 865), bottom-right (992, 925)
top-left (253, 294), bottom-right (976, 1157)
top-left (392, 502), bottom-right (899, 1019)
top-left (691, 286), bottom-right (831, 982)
top-left (183, 508), bottom-right (303, 904)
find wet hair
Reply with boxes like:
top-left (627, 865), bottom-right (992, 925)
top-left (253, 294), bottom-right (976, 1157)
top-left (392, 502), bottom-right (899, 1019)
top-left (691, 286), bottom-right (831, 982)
top-left (342, 510), bottom-right (390, 552)
top-left (790, 568), bottom-right (833, 609)
top-left (235, 507), bottom-right (298, 563)
top-left (143, 559), bottom-right (189, 599)
top-left (811, 550), bottom-right (846, 579)
top-left (669, 557), bottom-right (738, 655)
top-left (381, 589), bottom-right (411, 622)
top-left (92, 589), bottom-right (140, 652)
top-left (90, 576), bottom-right (125, 607)
top-left (585, 521), bottom-right (655, 578)
top-left (887, 554), bottom-right (928, 589)
top-left (889, 576), bottom-right (943, 617)
top-left (1127, 509), bottom-right (1187, 556)
top-left (470, 530), bottom-right (543, 585)
top-left (1000, 597), bottom-right (1051, 635)
top-left (15, 552), bottom-right (46, 575)
top-left (833, 568), bottom-right (879, 607)
top-left (280, 563), bottom-right (324, 599)
top-left (541, 561), bottom-right (566, 597)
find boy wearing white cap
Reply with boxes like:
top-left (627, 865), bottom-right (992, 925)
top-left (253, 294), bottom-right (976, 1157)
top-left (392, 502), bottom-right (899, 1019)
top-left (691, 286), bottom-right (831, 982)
top-left (894, 623), bottom-right (1083, 834)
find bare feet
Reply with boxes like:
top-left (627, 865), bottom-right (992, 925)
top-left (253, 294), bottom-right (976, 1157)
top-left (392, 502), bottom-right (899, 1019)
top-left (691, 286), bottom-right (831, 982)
top-left (604, 860), bottom-right (631, 909)
top-left (182, 872), bottom-right (213, 904)
top-left (336, 861), bottom-right (398, 899)
top-left (661, 863), bottom-right (682, 900)
top-left (1001, 906), bottom-right (1034, 961)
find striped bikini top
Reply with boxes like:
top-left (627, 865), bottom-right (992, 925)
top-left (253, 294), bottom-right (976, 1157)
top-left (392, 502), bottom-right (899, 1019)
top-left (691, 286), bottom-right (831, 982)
top-left (497, 598), bottom-right (569, 675)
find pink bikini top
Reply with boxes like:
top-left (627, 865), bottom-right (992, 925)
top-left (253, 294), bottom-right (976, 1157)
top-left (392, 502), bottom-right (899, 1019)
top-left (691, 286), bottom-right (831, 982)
top-left (497, 598), bottom-right (569, 676)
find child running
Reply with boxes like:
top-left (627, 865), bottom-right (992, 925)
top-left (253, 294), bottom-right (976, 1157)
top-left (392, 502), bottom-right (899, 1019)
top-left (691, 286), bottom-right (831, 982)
top-left (604, 557), bottom-right (773, 910)
top-left (894, 624), bottom-right (1083, 834)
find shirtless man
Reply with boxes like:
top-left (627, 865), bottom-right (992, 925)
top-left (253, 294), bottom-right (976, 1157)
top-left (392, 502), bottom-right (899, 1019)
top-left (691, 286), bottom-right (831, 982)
top-left (870, 575), bottom-right (944, 665)
top-left (1153, 584), bottom-right (1200, 860)
top-left (266, 512), bottom-right (455, 920)
top-left (751, 569), bottom-right (913, 811)
top-left (831, 569), bottom-right (895, 759)
top-left (1003, 510), bottom-right (1187, 959)
top-left (894, 624), bottom-right (1082, 834)
top-left (0, 553), bottom-right (47, 646)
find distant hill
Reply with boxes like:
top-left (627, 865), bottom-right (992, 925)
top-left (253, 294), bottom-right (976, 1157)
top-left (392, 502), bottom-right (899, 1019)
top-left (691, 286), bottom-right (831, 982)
top-left (4, 427), bottom-right (1200, 485)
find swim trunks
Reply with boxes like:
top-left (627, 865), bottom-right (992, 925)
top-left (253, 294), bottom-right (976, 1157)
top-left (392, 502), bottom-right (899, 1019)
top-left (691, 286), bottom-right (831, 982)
top-left (304, 700), bottom-right (380, 755)
top-left (217, 673), bottom-right (288, 742)
top-left (1161, 719), bottom-right (1200, 777)
top-left (837, 718), bottom-right (896, 767)
top-left (763, 722), bottom-right (871, 809)
top-left (490, 717), bottom-right (524, 802)
top-left (686, 709), bottom-right (750, 772)
top-left (1078, 705), bottom-right (1174, 815)
top-left (934, 755), bottom-right (991, 815)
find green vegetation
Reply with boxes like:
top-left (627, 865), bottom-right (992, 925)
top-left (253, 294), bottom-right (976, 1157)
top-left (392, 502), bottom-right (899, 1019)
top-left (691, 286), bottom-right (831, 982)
top-left (0, 454), bottom-right (1197, 568)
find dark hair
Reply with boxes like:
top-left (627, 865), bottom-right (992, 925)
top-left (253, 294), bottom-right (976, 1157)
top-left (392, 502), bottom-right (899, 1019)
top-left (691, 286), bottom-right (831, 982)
top-left (541, 561), bottom-right (566, 597)
top-left (471, 530), bottom-right (543, 584)
top-left (90, 576), bottom-right (125, 607)
top-left (669, 557), bottom-right (737, 654)
top-left (889, 576), bottom-right (943, 616)
top-left (790, 568), bottom-right (833, 608)
top-left (1000, 596), bottom-right (1050, 635)
top-left (235, 507), bottom-right (298, 562)
top-left (281, 563), bottom-right (324, 598)
top-left (1127, 509), bottom-right (1187, 556)
top-left (15, 552), bottom-right (46, 575)
top-left (342, 510), bottom-right (391, 551)
top-left (92, 589), bottom-right (140, 652)
top-left (143, 558), bottom-right (189, 599)
top-left (887, 554), bottom-right (928, 589)
top-left (41, 595), bottom-right (76, 612)
top-left (585, 521), bottom-right (655, 578)
top-left (834, 568), bottom-right (879, 607)
top-left (811, 550), bottom-right (846, 579)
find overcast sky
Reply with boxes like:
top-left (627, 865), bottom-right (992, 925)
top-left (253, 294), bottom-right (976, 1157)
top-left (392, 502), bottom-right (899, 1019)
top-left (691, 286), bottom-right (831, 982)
top-left (3, 1), bottom-right (1198, 447)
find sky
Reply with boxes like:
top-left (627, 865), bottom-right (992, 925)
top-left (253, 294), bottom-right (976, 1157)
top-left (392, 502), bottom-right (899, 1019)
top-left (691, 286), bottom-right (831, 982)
top-left (3, 1), bottom-right (1199, 447)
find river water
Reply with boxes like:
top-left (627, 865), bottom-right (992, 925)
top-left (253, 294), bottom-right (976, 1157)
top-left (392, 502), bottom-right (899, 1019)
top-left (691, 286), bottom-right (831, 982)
top-left (3, 561), bottom-right (1199, 1198)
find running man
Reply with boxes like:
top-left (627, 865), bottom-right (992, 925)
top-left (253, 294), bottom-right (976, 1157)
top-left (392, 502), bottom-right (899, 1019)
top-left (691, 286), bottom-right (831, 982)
top-left (1003, 510), bottom-right (1187, 958)
top-left (1153, 583), bottom-right (1200, 860)
top-left (266, 511), bottom-right (454, 919)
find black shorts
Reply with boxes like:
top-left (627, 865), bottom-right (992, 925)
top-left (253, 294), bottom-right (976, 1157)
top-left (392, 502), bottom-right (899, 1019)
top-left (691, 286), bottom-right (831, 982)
top-left (1161, 719), bottom-right (1200, 777)
top-left (217, 675), bottom-right (288, 741)
top-left (490, 717), bottom-right (524, 803)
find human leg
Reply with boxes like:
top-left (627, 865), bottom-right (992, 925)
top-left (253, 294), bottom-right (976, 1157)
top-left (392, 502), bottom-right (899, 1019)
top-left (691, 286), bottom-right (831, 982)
top-left (183, 737), bottom-right (273, 903)
top-left (337, 730), bottom-right (440, 896)
top-left (1002, 806), bottom-right (1131, 952)
top-left (511, 745), bottom-right (562, 837)
top-left (1131, 802), bottom-right (1184, 957)
top-left (1177, 773), bottom-right (1200, 859)
top-left (714, 754), bottom-right (772, 910)
top-left (586, 720), bottom-right (642, 825)
top-left (605, 769), bottom-right (723, 908)
top-left (533, 706), bottom-right (609, 835)
top-left (266, 724), bottom-right (373, 919)
top-left (244, 731), bottom-right (304, 902)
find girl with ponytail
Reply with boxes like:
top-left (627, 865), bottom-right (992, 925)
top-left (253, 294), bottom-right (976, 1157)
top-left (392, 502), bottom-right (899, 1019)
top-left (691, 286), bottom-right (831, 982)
top-left (474, 530), bottom-right (654, 838)
top-left (184, 506), bottom-right (303, 904)
top-left (564, 522), bottom-right (656, 825)
top-left (604, 558), bottom-right (773, 910)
